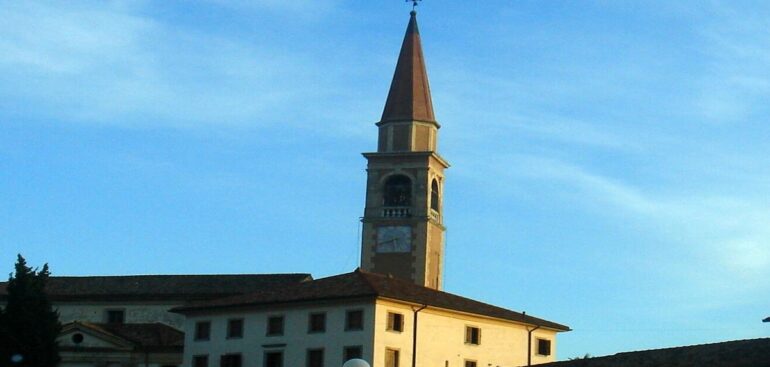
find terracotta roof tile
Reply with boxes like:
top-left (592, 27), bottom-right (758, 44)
top-left (532, 338), bottom-right (770, 367)
top-left (92, 322), bottom-right (184, 347)
top-left (0, 273), bottom-right (311, 302)
top-left (380, 11), bottom-right (436, 124)
top-left (171, 269), bottom-right (569, 331)
top-left (65, 321), bottom-right (183, 349)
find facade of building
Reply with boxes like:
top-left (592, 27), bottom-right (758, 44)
top-left (0, 274), bottom-right (311, 367)
top-left (57, 321), bottom-right (184, 367)
top-left (172, 10), bottom-right (570, 367)
top-left (173, 270), bottom-right (569, 367)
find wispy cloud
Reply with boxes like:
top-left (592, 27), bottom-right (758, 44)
top-left (0, 1), bottom-right (346, 130)
top-left (203, 0), bottom-right (339, 19)
top-left (436, 72), bottom-right (647, 153)
top-left (514, 154), bottom-right (769, 296)
top-left (689, 2), bottom-right (770, 123)
top-left (508, 114), bottom-right (644, 151)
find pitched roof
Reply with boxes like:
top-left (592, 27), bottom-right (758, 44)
top-left (63, 321), bottom-right (183, 350)
top-left (380, 10), bottom-right (436, 124)
top-left (531, 338), bottom-right (770, 367)
top-left (171, 269), bottom-right (569, 331)
top-left (0, 273), bottom-right (312, 302)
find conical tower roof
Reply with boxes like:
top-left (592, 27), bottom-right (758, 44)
top-left (380, 11), bottom-right (436, 124)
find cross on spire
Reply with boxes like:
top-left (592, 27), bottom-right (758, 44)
top-left (406, 0), bottom-right (422, 11)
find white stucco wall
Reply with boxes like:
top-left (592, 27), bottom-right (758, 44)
top-left (181, 298), bottom-right (562, 367)
top-left (59, 329), bottom-right (125, 349)
top-left (182, 300), bottom-right (375, 367)
top-left (55, 302), bottom-right (184, 328)
top-left (372, 299), bottom-right (559, 367)
top-left (57, 326), bottom-right (182, 367)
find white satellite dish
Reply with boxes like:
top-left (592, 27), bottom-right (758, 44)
top-left (342, 358), bottom-right (371, 367)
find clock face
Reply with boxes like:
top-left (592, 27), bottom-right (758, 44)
top-left (376, 226), bottom-right (412, 253)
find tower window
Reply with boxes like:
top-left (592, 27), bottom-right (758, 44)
top-left (383, 175), bottom-right (411, 206)
top-left (430, 179), bottom-right (440, 212)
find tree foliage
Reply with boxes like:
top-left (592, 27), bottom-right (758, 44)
top-left (0, 255), bottom-right (61, 367)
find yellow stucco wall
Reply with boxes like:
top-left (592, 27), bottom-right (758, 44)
top-left (372, 299), bottom-right (559, 367)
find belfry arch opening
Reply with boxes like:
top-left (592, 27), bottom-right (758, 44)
top-left (430, 179), bottom-right (440, 212)
top-left (383, 175), bottom-right (412, 207)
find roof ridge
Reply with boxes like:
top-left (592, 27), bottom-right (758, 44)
top-left (169, 270), bottom-right (568, 331)
top-left (75, 321), bottom-right (124, 342)
top-left (355, 268), bottom-right (385, 293)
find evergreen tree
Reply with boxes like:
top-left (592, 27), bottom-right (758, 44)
top-left (0, 255), bottom-right (61, 367)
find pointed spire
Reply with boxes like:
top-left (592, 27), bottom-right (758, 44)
top-left (380, 11), bottom-right (436, 124)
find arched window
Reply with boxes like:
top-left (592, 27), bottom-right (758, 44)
top-left (383, 175), bottom-right (411, 207)
top-left (430, 179), bottom-right (440, 212)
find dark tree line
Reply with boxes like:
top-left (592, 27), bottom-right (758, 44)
top-left (0, 255), bottom-right (61, 367)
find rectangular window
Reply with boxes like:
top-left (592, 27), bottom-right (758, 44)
top-left (308, 312), bottom-right (326, 333)
top-left (465, 326), bottom-right (481, 345)
top-left (307, 348), bottom-right (324, 367)
top-left (193, 355), bottom-right (208, 367)
top-left (194, 321), bottom-right (211, 341)
top-left (264, 351), bottom-right (283, 367)
top-left (537, 338), bottom-right (552, 356)
top-left (106, 309), bottom-right (125, 324)
top-left (464, 361), bottom-right (477, 367)
top-left (345, 310), bottom-right (363, 331)
top-left (220, 354), bottom-right (242, 367)
top-left (227, 319), bottom-right (244, 339)
top-left (385, 348), bottom-right (399, 367)
top-left (386, 312), bottom-right (404, 332)
top-left (267, 315), bottom-right (284, 336)
top-left (343, 346), bottom-right (363, 361)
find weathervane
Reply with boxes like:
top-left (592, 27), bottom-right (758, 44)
top-left (406, 0), bottom-right (422, 11)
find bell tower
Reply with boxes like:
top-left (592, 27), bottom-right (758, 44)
top-left (360, 10), bottom-right (449, 290)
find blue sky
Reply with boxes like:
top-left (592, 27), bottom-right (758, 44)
top-left (2, 0), bottom-right (769, 359)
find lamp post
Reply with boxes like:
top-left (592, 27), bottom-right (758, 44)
top-left (763, 316), bottom-right (769, 323)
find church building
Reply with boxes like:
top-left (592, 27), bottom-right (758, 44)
top-left (172, 10), bottom-right (569, 367)
top-left (0, 9), bottom-right (568, 367)
top-left (360, 7), bottom-right (448, 291)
